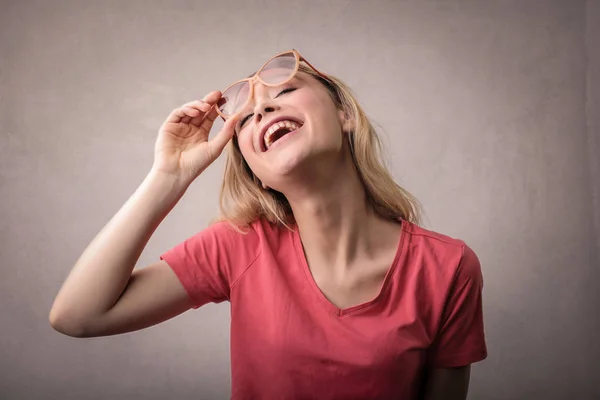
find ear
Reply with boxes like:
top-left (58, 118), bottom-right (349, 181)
top-left (338, 109), bottom-right (355, 134)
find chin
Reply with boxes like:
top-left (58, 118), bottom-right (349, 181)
top-left (270, 148), bottom-right (310, 175)
top-left (261, 146), bottom-right (316, 190)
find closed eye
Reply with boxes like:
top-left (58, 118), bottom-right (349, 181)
top-left (276, 87), bottom-right (296, 97)
top-left (239, 113), bottom-right (253, 128)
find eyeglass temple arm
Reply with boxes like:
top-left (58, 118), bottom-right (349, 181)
top-left (299, 56), bottom-right (328, 80)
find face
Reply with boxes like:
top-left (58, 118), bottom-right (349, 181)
top-left (233, 71), bottom-right (351, 192)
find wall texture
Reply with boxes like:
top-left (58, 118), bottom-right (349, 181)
top-left (1, 0), bottom-right (598, 399)
top-left (587, 0), bottom-right (600, 270)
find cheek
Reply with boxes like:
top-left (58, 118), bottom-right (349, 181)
top-left (236, 131), bottom-right (255, 156)
top-left (307, 101), bottom-right (344, 139)
top-left (301, 90), bottom-right (340, 125)
top-left (296, 91), bottom-right (328, 114)
top-left (236, 135), bottom-right (260, 172)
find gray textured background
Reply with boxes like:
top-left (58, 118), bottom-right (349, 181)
top-left (1, 0), bottom-right (599, 399)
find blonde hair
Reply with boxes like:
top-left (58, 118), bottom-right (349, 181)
top-left (217, 64), bottom-right (422, 230)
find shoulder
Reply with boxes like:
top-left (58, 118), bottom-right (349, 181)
top-left (403, 220), bottom-right (466, 250)
top-left (161, 218), bottom-right (274, 270)
top-left (162, 217), bottom-right (283, 276)
top-left (401, 221), bottom-right (483, 285)
top-left (202, 217), bottom-right (289, 250)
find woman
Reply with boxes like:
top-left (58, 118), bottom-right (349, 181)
top-left (50, 50), bottom-right (487, 399)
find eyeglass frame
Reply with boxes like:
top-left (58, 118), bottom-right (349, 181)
top-left (215, 49), bottom-right (329, 119)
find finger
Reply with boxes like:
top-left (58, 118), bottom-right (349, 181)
top-left (183, 91), bottom-right (222, 126)
top-left (165, 107), bottom-right (187, 124)
top-left (182, 100), bottom-right (212, 114)
top-left (207, 113), bottom-right (239, 157)
top-left (166, 104), bottom-right (201, 124)
top-left (189, 103), bottom-right (216, 127)
top-left (189, 113), bottom-right (204, 127)
top-left (186, 92), bottom-right (221, 112)
top-left (202, 90), bottom-right (222, 104)
top-left (189, 103), bottom-right (213, 127)
top-left (199, 104), bottom-right (219, 131)
top-left (165, 92), bottom-right (220, 124)
top-left (180, 106), bottom-right (200, 124)
top-left (182, 106), bottom-right (200, 117)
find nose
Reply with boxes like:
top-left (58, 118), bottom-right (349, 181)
top-left (251, 85), bottom-right (280, 124)
top-left (253, 103), bottom-right (278, 124)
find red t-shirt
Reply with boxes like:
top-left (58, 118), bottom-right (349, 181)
top-left (161, 218), bottom-right (487, 399)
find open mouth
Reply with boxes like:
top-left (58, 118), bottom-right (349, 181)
top-left (263, 119), bottom-right (303, 151)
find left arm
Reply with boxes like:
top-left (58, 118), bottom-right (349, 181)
top-left (423, 365), bottom-right (471, 400)
top-left (423, 243), bottom-right (487, 400)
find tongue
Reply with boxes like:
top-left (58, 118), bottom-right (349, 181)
top-left (271, 127), bottom-right (292, 143)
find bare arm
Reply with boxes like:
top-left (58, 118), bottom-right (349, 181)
top-left (49, 92), bottom-right (238, 338)
top-left (49, 171), bottom-right (192, 337)
top-left (423, 366), bottom-right (471, 400)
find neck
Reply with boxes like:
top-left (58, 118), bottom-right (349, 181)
top-left (281, 147), bottom-right (394, 274)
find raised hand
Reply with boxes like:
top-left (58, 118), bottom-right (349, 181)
top-left (153, 91), bottom-right (238, 183)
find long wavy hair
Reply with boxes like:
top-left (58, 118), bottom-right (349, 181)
top-left (217, 64), bottom-right (421, 231)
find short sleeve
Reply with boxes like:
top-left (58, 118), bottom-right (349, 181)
top-left (428, 244), bottom-right (488, 368)
top-left (160, 221), bottom-right (260, 309)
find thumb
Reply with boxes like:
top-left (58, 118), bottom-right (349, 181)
top-left (207, 114), bottom-right (239, 158)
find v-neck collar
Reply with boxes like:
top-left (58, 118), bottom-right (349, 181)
top-left (290, 219), bottom-right (410, 317)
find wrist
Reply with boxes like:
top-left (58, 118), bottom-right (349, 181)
top-left (144, 169), bottom-right (192, 203)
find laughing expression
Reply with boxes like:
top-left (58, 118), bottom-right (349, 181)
top-left (234, 72), bottom-right (348, 192)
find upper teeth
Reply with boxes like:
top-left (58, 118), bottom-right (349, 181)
top-left (264, 120), bottom-right (300, 149)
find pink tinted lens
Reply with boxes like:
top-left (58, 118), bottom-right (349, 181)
top-left (219, 81), bottom-right (250, 116)
top-left (258, 52), bottom-right (297, 84)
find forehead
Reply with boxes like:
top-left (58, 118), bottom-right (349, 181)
top-left (249, 71), bottom-right (315, 91)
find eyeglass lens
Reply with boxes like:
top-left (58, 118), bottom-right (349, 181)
top-left (219, 52), bottom-right (297, 116)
